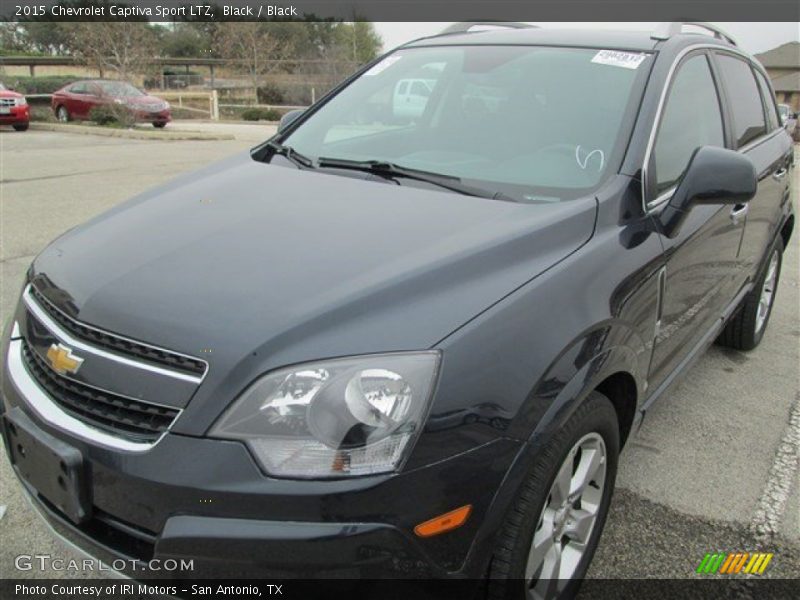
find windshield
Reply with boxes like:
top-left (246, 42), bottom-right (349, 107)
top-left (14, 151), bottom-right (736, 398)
top-left (281, 45), bottom-right (652, 202)
top-left (97, 81), bottom-right (145, 97)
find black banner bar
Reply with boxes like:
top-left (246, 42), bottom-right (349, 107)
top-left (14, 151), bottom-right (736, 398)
top-left (3, 579), bottom-right (800, 600)
top-left (3, 0), bottom-right (800, 22)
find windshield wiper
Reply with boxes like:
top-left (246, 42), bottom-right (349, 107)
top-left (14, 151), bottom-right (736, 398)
top-left (316, 157), bottom-right (511, 200)
top-left (264, 141), bottom-right (314, 169)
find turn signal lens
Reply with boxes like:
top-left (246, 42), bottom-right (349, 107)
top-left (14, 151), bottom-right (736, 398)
top-left (414, 505), bottom-right (472, 538)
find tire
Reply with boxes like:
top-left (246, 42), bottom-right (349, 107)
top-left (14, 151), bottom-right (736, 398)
top-left (717, 237), bottom-right (783, 351)
top-left (13, 124), bottom-right (29, 132)
top-left (56, 106), bottom-right (70, 122)
top-left (488, 391), bottom-right (619, 600)
top-left (153, 122), bottom-right (167, 129)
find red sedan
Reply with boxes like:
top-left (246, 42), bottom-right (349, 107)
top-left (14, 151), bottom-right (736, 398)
top-left (51, 80), bottom-right (171, 128)
top-left (0, 83), bottom-right (30, 131)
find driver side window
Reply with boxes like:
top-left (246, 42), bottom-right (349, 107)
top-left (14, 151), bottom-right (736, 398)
top-left (653, 54), bottom-right (725, 196)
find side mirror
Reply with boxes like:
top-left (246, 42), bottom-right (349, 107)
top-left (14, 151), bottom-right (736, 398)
top-left (659, 146), bottom-right (756, 239)
top-left (278, 109), bottom-right (304, 133)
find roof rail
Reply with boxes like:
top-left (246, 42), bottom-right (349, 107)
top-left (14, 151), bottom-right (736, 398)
top-left (651, 22), bottom-right (738, 46)
top-left (440, 22), bottom-right (537, 35)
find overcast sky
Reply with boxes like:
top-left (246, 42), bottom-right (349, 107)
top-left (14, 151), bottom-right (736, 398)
top-left (374, 22), bottom-right (799, 55)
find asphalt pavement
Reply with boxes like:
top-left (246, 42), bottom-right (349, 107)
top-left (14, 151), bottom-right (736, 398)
top-left (0, 123), bottom-right (797, 582)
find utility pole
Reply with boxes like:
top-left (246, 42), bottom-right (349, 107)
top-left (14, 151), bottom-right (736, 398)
top-left (351, 10), bottom-right (357, 62)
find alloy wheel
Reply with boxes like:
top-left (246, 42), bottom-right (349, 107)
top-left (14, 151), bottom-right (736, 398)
top-left (525, 433), bottom-right (607, 600)
top-left (755, 250), bottom-right (779, 334)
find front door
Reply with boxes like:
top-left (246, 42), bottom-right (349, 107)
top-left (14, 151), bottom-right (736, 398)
top-left (645, 51), bottom-right (747, 393)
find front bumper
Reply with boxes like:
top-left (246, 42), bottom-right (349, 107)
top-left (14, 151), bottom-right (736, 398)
top-left (0, 105), bottom-right (30, 125)
top-left (1, 334), bottom-right (521, 580)
top-left (133, 109), bottom-right (170, 123)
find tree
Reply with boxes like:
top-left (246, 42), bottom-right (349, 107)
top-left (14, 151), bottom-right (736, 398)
top-left (68, 21), bottom-right (159, 80)
top-left (340, 21), bottom-right (382, 64)
top-left (22, 22), bottom-right (74, 55)
top-left (159, 22), bottom-right (213, 58)
top-left (214, 22), bottom-right (295, 99)
top-left (0, 22), bottom-right (30, 54)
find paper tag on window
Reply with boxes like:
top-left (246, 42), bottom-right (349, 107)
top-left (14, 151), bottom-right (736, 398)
top-left (363, 55), bottom-right (403, 76)
top-left (591, 50), bottom-right (648, 70)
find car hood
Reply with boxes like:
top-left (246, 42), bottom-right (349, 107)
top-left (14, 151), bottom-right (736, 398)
top-left (0, 90), bottom-right (23, 99)
top-left (31, 154), bottom-right (595, 416)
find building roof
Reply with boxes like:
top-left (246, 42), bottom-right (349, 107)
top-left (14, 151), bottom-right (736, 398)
top-left (771, 71), bottom-right (800, 93)
top-left (755, 42), bottom-right (800, 69)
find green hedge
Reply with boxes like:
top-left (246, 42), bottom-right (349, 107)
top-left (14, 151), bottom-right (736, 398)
top-left (241, 107), bottom-right (281, 122)
top-left (88, 105), bottom-right (135, 128)
top-left (29, 106), bottom-right (55, 122)
top-left (4, 75), bottom-right (80, 95)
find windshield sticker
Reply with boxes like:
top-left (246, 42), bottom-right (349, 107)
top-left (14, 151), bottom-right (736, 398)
top-left (591, 50), bottom-right (648, 70)
top-left (363, 55), bottom-right (403, 76)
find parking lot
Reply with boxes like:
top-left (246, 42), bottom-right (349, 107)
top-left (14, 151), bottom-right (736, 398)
top-left (0, 125), bottom-right (798, 580)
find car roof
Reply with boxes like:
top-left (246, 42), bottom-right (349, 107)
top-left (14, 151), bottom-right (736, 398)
top-left (403, 26), bottom-right (740, 55)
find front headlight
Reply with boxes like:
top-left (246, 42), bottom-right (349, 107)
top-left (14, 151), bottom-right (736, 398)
top-left (15, 97), bottom-right (27, 106)
top-left (162, 101), bottom-right (170, 110)
top-left (210, 352), bottom-right (440, 479)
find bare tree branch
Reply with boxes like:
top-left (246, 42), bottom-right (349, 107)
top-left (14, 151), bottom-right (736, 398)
top-left (214, 23), bottom-right (295, 99)
top-left (68, 22), bottom-right (158, 81)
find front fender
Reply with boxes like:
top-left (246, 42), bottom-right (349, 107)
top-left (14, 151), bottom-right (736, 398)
top-left (506, 321), bottom-right (648, 442)
top-left (459, 338), bottom-right (646, 577)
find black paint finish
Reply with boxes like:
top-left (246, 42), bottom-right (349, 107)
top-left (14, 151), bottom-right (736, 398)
top-left (1, 28), bottom-right (794, 580)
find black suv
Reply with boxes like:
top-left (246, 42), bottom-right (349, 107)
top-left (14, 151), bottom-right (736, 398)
top-left (1, 22), bottom-right (794, 598)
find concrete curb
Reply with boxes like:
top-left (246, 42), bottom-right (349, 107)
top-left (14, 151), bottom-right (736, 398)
top-left (29, 122), bottom-right (235, 141)
top-left (176, 118), bottom-right (280, 126)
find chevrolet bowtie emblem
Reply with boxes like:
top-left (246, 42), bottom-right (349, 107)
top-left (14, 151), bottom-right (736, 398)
top-left (46, 343), bottom-right (84, 375)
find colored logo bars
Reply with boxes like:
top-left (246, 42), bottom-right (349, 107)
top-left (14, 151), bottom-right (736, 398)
top-left (696, 552), bottom-right (774, 575)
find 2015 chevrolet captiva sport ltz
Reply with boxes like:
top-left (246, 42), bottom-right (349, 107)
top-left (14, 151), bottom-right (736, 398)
top-left (1, 22), bottom-right (794, 600)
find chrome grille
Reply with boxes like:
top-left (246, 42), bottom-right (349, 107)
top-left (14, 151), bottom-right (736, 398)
top-left (0, 98), bottom-right (15, 107)
top-left (30, 285), bottom-right (207, 377)
top-left (21, 340), bottom-right (179, 442)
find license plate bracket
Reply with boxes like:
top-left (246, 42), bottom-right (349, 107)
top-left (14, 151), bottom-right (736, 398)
top-left (5, 407), bottom-right (91, 524)
top-left (0, 107), bottom-right (10, 114)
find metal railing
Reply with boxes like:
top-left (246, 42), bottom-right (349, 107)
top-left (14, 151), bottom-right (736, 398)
top-left (156, 90), bottom-right (219, 120)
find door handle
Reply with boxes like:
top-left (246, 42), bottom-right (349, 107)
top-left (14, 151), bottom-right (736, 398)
top-left (730, 203), bottom-right (749, 226)
top-left (772, 167), bottom-right (788, 181)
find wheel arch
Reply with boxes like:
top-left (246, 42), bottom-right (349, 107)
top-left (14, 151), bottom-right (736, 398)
top-left (460, 337), bottom-right (646, 577)
top-left (594, 371), bottom-right (638, 448)
top-left (504, 317), bottom-right (649, 445)
top-left (780, 213), bottom-right (794, 249)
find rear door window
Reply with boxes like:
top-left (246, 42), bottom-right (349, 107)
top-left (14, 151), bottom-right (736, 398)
top-left (716, 54), bottom-right (768, 147)
top-left (653, 54), bottom-right (725, 195)
top-left (754, 70), bottom-right (780, 131)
